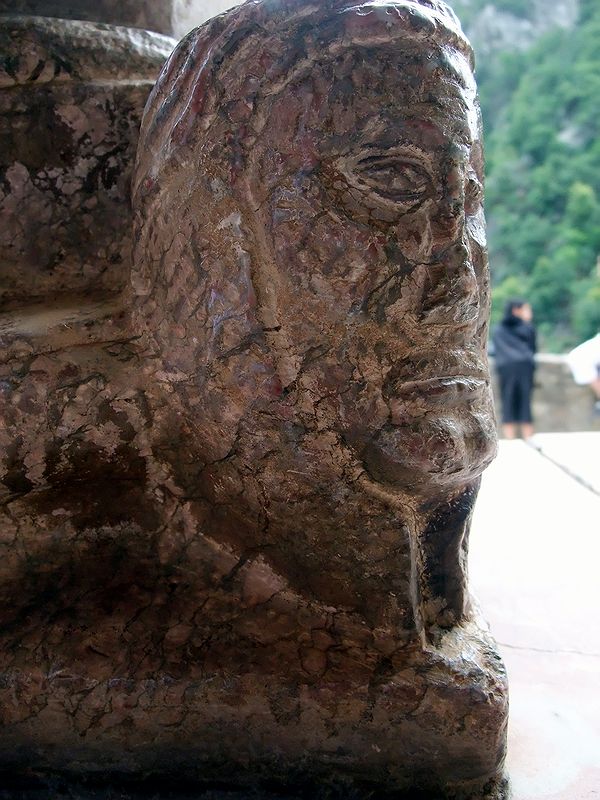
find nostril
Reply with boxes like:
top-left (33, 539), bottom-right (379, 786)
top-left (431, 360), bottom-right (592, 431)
top-left (430, 213), bottom-right (465, 248)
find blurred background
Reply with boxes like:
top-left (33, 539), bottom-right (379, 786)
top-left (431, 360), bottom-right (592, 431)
top-left (450, 0), bottom-right (600, 434)
top-left (451, 0), bottom-right (598, 353)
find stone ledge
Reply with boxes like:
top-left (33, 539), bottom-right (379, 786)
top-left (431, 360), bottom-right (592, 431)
top-left (0, 15), bottom-right (175, 88)
top-left (0, 1), bottom-right (173, 36)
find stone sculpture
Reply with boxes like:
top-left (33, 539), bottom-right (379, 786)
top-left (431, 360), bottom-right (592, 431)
top-left (0, 1), bottom-right (508, 797)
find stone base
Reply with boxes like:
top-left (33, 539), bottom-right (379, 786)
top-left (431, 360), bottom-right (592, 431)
top-left (0, 617), bottom-right (507, 799)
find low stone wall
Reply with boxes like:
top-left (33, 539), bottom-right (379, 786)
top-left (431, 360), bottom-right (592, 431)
top-left (490, 354), bottom-right (600, 433)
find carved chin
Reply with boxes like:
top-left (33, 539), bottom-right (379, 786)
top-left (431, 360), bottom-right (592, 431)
top-left (361, 412), bottom-right (497, 494)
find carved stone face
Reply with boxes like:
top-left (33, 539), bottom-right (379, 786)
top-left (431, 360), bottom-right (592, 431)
top-left (243, 45), bottom-right (496, 495)
top-left (133, 1), bottom-right (497, 500)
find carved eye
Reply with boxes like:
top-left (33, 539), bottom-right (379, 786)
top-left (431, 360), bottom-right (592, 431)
top-left (354, 156), bottom-right (431, 205)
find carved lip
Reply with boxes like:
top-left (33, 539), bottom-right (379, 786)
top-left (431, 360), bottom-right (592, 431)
top-left (393, 375), bottom-right (487, 399)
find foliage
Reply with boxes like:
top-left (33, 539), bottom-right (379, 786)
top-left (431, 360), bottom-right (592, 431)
top-left (467, 2), bottom-right (600, 351)
top-left (451, 0), bottom-right (532, 26)
top-left (490, 274), bottom-right (529, 329)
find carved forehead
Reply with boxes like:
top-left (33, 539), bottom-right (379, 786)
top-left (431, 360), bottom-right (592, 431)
top-left (255, 47), bottom-right (478, 145)
top-left (134, 0), bottom-right (473, 198)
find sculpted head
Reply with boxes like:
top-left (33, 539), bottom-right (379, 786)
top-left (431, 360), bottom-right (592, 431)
top-left (132, 0), bottom-right (496, 501)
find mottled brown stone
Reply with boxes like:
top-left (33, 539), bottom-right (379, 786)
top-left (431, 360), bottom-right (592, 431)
top-left (0, 1), bottom-right (508, 797)
top-left (0, 16), bottom-right (175, 307)
top-left (0, 1), bottom-right (173, 34)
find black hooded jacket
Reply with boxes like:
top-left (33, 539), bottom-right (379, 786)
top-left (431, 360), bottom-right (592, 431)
top-left (492, 317), bottom-right (537, 370)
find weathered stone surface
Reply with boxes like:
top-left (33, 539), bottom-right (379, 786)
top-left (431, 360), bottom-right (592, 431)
top-left (0, 16), bottom-right (175, 307)
top-left (0, 1), bottom-right (173, 34)
top-left (0, 1), bottom-right (508, 797)
top-left (0, 0), bottom-right (243, 37)
top-left (0, 0), bottom-right (246, 38)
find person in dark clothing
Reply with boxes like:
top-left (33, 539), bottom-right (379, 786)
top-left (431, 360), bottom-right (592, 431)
top-left (492, 299), bottom-right (537, 439)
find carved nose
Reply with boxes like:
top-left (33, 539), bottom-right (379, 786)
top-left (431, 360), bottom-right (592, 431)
top-left (455, 264), bottom-right (480, 325)
top-left (445, 240), bottom-right (479, 300)
top-left (419, 240), bottom-right (480, 328)
top-left (429, 168), bottom-right (467, 249)
top-left (430, 203), bottom-right (465, 252)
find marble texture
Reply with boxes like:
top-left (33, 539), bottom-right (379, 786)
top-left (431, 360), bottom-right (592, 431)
top-left (0, 1), bottom-right (173, 34)
top-left (0, 1), bottom-right (508, 797)
top-left (0, 16), bottom-right (175, 307)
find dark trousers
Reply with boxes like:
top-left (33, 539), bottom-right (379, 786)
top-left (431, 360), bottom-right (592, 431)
top-left (497, 362), bottom-right (535, 424)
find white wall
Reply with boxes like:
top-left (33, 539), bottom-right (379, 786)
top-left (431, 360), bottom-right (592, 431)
top-left (172, 0), bottom-right (243, 38)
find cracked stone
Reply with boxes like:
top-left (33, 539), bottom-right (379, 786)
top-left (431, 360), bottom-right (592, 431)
top-left (0, 1), bottom-right (508, 798)
top-left (0, 15), bottom-right (175, 308)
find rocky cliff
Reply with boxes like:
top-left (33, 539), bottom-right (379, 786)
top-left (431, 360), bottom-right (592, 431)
top-left (452, 0), bottom-right (579, 56)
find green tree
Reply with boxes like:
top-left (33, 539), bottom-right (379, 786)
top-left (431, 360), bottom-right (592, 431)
top-left (477, 3), bottom-right (600, 350)
top-left (572, 278), bottom-right (600, 340)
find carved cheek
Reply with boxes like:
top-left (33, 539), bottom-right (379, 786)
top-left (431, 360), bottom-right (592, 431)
top-left (340, 380), bottom-right (390, 445)
top-left (270, 200), bottom-right (384, 307)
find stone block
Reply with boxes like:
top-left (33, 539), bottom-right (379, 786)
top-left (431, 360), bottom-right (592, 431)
top-left (0, 16), bottom-right (175, 307)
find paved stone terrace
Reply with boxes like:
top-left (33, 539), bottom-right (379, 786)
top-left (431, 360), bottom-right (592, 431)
top-left (470, 435), bottom-right (600, 800)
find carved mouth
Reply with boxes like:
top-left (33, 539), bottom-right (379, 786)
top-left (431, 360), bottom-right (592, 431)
top-left (393, 375), bottom-right (487, 400)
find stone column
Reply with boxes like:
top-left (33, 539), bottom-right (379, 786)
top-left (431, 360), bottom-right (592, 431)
top-left (0, 14), bottom-right (174, 308)
top-left (0, 1), bottom-right (173, 34)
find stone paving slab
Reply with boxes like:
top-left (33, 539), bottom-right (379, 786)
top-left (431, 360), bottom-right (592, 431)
top-left (470, 440), bottom-right (600, 800)
top-left (529, 432), bottom-right (600, 495)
